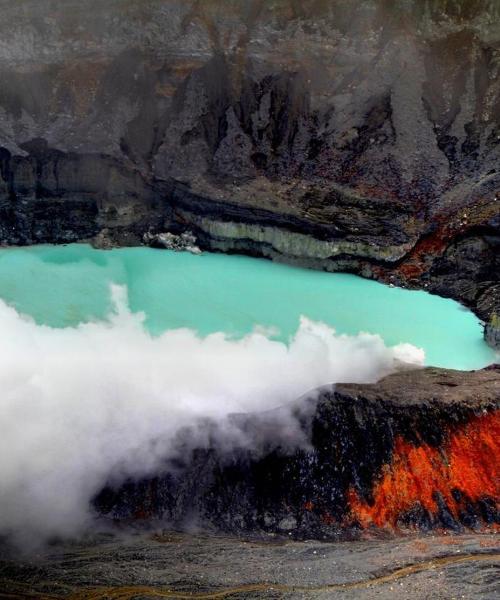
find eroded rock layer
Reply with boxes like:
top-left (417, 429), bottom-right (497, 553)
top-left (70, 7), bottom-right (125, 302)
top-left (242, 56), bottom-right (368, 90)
top-left (95, 366), bottom-right (500, 538)
top-left (0, 1), bottom-right (498, 340)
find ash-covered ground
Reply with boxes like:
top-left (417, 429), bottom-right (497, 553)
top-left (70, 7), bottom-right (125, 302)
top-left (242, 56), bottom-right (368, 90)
top-left (0, 531), bottom-right (498, 599)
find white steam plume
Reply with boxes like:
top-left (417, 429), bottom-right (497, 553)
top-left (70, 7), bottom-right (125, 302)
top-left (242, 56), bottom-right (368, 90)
top-left (0, 285), bottom-right (424, 546)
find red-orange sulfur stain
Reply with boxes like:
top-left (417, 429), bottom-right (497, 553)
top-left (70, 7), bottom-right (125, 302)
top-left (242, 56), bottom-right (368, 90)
top-left (348, 412), bottom-right (500, 528)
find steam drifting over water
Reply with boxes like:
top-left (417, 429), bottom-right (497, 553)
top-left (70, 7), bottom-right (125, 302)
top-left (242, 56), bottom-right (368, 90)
top-left (0, 284), bottom-right (424, 547)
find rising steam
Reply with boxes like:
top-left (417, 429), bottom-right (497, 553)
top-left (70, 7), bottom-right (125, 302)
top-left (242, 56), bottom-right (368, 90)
top-left (0, 284), bottom-right (424, 547)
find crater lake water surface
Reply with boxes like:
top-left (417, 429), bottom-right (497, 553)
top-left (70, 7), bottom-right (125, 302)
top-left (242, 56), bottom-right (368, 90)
top-left (0, 243), bottom-right (495, 370)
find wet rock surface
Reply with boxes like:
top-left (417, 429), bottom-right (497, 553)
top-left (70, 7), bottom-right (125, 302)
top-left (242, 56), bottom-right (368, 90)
top-left (0, 531), bottom-right (498, 599)
top-left (0, 1), bottom-right (498, 343)
top-left (94, 367), bottom-right (500, 539)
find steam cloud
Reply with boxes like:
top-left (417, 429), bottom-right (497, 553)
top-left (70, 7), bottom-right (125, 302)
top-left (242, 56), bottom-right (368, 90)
top-left (0, 285), bottom-right (424, 547)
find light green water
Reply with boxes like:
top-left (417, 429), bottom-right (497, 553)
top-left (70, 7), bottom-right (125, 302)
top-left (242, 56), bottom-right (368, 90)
top-left (0, 243), bottom-right (495, 370)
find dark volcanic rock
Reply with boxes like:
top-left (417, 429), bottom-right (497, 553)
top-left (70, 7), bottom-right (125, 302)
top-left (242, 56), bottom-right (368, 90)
top-left (94, 366), bottom-right (500, 538)
top-left (0, 1), bottom-right (498, 342)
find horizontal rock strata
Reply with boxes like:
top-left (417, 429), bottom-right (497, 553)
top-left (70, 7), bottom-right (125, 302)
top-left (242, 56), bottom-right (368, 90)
top-left (0, 1), bottom-right (498, 343)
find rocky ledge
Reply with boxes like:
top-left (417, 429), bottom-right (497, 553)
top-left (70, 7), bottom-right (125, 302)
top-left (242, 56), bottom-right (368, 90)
top-left (0, 1), bottom-right (498, 345)
top-left (95, 366), bottom-right (500, 538)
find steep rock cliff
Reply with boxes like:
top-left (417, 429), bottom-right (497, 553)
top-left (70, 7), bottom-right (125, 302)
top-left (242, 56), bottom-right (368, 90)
top-left (0, 1), bottom-right (498, 340)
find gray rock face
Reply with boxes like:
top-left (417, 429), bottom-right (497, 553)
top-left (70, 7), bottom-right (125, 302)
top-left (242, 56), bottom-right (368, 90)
top-left (0, 0), bottom-right (498, 343)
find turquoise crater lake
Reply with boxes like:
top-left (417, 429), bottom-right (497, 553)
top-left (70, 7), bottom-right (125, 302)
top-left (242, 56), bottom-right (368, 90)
top-left (0, 244), bottom-right (495, 370)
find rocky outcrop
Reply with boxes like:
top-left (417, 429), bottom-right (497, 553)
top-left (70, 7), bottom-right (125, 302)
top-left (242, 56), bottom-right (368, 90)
top-left (143, 230), bottom-right (201, 253)
top-left (478, 284), bottom-right (500, 348)
top-left (0, 1), bottom-right (498, 344)
top-left (95, 366), bottom-right (500, 538)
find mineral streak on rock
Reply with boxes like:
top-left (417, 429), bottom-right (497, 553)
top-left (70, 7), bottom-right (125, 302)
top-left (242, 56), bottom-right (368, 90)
top-left (347, 412), bottom-right (500, 529)
top-left (94, 366), bottom-right (500, 537)
top-left (0, 1), bottom-right (498, 344)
